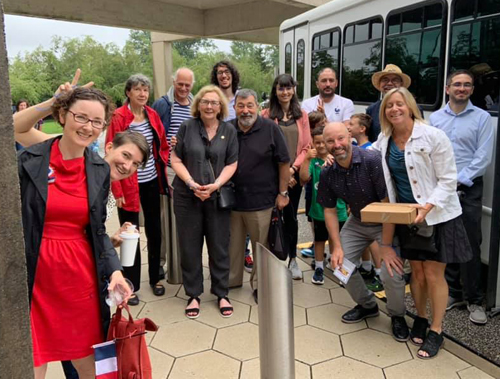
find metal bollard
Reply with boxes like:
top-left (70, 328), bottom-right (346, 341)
top-left (257, 243), bottom-right (295, 379)
top-left (160, 195), bottom-right (183, 284)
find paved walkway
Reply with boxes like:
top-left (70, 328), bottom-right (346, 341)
top-left (45, 212), bottom-right (496, 379)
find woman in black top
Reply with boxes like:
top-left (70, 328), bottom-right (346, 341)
top-left (171, 85), bottom-right (238, 319)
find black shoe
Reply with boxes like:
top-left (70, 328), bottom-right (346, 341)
top-left (358, 266), bottom-right (375, 279)
top-left (341, 304), bottom-right (379, 324)
top-left (391, 316), bottom-right (410, 342)
top-left (253, 289), bottom-right (258, 304)
top-left (151, 282), bottom-right (165, 296)
top-left (127, 293), bottom-right (140, 306)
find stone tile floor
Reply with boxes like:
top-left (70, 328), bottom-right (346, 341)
top-left (45, 213), bottom-right (497, 379)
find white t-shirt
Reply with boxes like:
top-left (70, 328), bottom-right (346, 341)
top-left (301, 94), bottom-right (355, 122)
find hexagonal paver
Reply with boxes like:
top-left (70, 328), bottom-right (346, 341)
top-left (294, 325), bottom-right (342, 364)
top-left (458, 367), bottom-right (495, 379)
top-left (240, 358), bottom-right (311, 379)
top-left (302, 270), bottom-right (339, 289)
top-left (313, 356), bottom-right (385, 379)
top-left (138, 297), bottom-right (189, 325)
top-left (307, 303), bottom-right (367, 335)
top-left (385, 347), bottom-right (470, 378)
top-left (366, 311), bottom-right (392, 335)
top-left (293, 283), bottom-right (331, 308)
top-left (148, 348), bottom-right (174, 379)
top-left (196, 299), bottom-right (251, 328)
top-left (177, 279), bottom-right (217, 303)
top-left (342, 329), bottom-right (412, 368)
top-left (228, 282), bottom-right (256, 306)
top-left (214, 322), bottom-right (259, 360)
top-left (249, 305), bottom-right (306, 327)
top-left (151, 320), bottom-right (215, 357)
top-left (330, 287), bottom-right (357, 308)
top-left (169, 350), bottom-right (240, 379)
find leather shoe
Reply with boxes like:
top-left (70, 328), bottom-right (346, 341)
top-left (127, 293), bottom-right (140, 306)
top-left (151, 283), bottom-right (165, 296)
top-left (391, 316), bottom-right (410, 342)
top-left (341, 304), bottom-right (379, 324)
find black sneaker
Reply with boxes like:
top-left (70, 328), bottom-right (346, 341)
top-left (341, 304), bottom-right (379, 324)
top-left (391, 316), bottom-right (410, 342)
top-left (358, 266), bottom-right (375, 279)
top-left (311, 267), bottom-right (324, 285)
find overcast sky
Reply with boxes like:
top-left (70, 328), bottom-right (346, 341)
top-left (4, 14), bottom-right (231, 58)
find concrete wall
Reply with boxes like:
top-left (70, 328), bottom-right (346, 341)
top-left (0, 1), bottom-right (34, 377)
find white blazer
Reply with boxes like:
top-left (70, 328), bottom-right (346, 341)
top-left (372, 120), bottom-right (462, 226)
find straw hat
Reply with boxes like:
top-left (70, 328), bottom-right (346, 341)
top-left (372, 64), bottom-right (411, 90)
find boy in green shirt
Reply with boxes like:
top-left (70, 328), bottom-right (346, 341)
top-left (300, 127), bottom-right (348, 284)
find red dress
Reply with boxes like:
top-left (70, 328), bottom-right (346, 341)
top-left (30, 140), bottom-right (103, 366)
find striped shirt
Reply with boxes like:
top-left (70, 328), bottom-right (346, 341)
top-left (168, 102), bottom-right (192, 166)
top-left (129, 120), bottom-right (158, 183)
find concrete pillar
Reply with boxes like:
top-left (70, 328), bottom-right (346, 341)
top-left (0, 1), bottom-right (34, 377)
top-left (151, 37), bottom-right (173, 100)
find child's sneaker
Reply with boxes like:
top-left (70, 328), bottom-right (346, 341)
top-left (301, 247), bottom-right (315, 258)
top-left (244, 255), bottom-right (254, 273)
top-left (312, 267), bottom-right (325, 285)
top-left (358, 266), bottom-right (375, 279)
top-left (366, 275), bottom-right (384, 292)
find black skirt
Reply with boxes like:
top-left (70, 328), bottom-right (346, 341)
top-left (397, 216), bottom-right (473, 264)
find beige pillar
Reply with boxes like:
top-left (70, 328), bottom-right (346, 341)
top-left (151, 38), bottom-right (173, 100)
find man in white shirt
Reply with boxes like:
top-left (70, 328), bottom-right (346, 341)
top-left (301, 68), bottom-right (354, 125)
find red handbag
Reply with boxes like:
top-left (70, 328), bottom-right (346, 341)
top-left (107, 304), bottom-right (158, 379)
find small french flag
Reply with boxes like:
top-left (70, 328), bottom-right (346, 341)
top-left (93, 340), bottom-right (118, 379)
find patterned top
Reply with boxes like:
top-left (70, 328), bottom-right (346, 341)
top-left (129, 120), bottom-right (158, 183)
top-left (317, 146), bottom-right (387, 219)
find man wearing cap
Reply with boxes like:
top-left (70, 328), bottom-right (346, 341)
top-left (430, 69), bottom-right (493, 325)
top-left (302, 67), bottom-right (354, 125)
top-left (367, 64), bottom-right (412, 142)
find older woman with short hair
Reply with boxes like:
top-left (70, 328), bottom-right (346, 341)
top-left (171, 85), bottom-right (238, 319)
top-left (106, 74), bottom-right (170, 303)
top-left (374, 87), bottom-right (471, 359)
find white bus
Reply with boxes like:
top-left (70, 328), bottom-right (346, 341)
top-left (279, 0), bottom-right (500, 312)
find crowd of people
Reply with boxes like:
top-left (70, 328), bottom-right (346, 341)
top-left (13, 57), bottom-right (493, 377)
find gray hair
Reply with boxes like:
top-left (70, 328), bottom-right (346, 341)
top-left (172, 67), bottom-right (196, 83)
top-left (235, 88), bottom-right (258, 104)
top-left (124, 74), bottom-right (152, 98)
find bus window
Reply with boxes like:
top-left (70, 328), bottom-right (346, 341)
top-left (385, 1), bottom-right (446, 108)
top-left (341, 17), bottom-right (383, 103)
top-left (450, 0), bottom-right (500, 112)
top-left (310, 29), bottom-right (340, 97)
top-left (285, 43), bottom-right (292, 74)
top-left (296, 39), bottom-right (305, 100)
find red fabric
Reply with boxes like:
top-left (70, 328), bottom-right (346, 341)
top-left (105, 104), bottom-right (170, 212)
top-left (261, 108), bottom-right (311, 169)
top-left (30, 140), bottom-right (103, 366)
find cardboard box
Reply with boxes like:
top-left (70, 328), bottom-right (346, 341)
top-left (360, 202), bottom-right (417, 224)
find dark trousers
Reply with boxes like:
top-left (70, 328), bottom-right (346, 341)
top-left (117, 178), bottom-right (162, 289)
top-left (445, 177), bottom-right (483, 305)
top-left (283, 176), bottom-right (302, 260)
top-left (61, 361), bottom-right (78, 379)
top-left (174, 192), bottom-right (231, 298)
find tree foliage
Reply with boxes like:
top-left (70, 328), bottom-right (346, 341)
top-left (9, 31), bottom-right (279, 106)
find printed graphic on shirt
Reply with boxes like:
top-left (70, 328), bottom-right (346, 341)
top-left (48, 165), bottom-right (56, 184)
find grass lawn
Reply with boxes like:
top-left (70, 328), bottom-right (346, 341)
top-left (41, 120), bottom-right (63, 134)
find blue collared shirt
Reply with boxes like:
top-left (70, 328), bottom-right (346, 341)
top-left (429, 101), bottom-right (493, 187)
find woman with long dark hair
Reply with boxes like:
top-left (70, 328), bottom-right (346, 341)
top-left (261, 74), bottom-right (311, 279)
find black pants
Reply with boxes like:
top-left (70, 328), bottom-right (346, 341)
top-left (445, 177), bottom-right (483, 305)
top-left (283, 175), bottom-right (302, 260)
top-left (118, 178), bottom-right (162, 289)
top-left (174, 192), bottom-right (231, 298)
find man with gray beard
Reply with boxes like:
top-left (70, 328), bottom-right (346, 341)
top-left (228, 89), bottom-right (291, 302)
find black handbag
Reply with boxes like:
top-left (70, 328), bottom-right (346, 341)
top-left (268, 207), bottom-right (288, 260)
top-left (398, 222), bottom-right (437, 253)
top-left (217, 184), bottom-right (236, 210)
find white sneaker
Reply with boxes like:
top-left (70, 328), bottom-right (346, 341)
top-left (289, 259), bottom-right (303, 280)
top-left (468, 304), bottom-right (487, 325)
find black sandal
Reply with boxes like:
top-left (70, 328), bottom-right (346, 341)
top-left (218, 297), bottom-right (233, 318)
top-left (417, 330), bottom-right (444, 359)
top-left (185, 297), bottom-right (201, 319)
top-left (410, 316), bottom-right (428, 346)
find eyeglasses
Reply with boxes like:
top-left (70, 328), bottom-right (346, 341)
top-left (67, 110), bottom-right (106, 129)
top-left (450, 82), bottom-right (473, 88)
top-left (380, 77), bottom-right (402, 84)
top-left (235, 103), bottom-right (256, 110)
top-left (217, 69), bottom-right (231, 76)
top-left (200, 99), bottom-right (221, 107)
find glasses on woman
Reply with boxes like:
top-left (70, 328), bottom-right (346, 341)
top-left (67, 110), bottom-right (105, 129)
top-left (200, 99), bottom-right (221, 107)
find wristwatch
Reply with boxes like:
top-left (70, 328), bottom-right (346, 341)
top-left (279, 191), bottom-right (289, 197)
